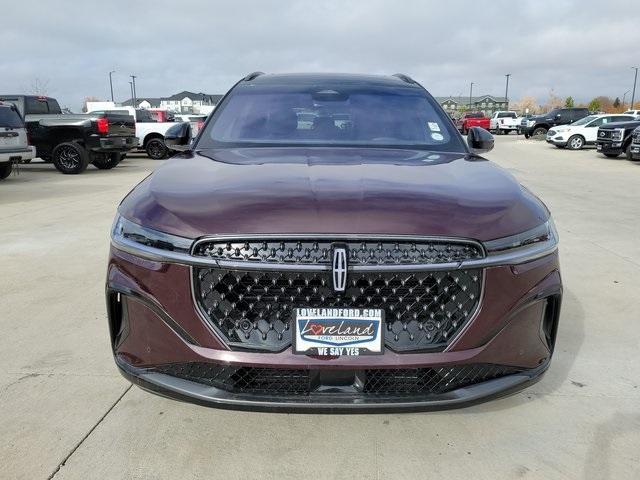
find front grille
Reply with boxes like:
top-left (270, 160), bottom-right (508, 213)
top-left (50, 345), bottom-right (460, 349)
top-left (153, 362), bottom-right (521, 397)
top-left (193, 238), bottom-right (483, 266)
top-left (194, 268), bottom-right (482, 352)
top-left (598, 129), bottom-right (613, 140)
top-left (632, 131), bottom-right (640, 145)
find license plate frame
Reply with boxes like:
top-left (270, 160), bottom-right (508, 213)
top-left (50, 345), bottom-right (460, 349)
top-left (292, 307), bottom-right (384, 356)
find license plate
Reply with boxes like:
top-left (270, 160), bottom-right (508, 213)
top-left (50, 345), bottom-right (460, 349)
top-left (596, 144), bottom-right (602, 150)
top-left (293, 307), bottom-right (384, 356)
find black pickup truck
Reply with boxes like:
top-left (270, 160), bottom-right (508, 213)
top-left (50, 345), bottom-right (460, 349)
top-left (0, 95), bottom-right (137, 174)
top-left (595, 119), bottom-right (640, 159)
top-left (519, 107), bottom-right (589, 138)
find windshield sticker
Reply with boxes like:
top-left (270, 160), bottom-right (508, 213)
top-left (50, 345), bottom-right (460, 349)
top-left (428, 122), bottom-right (441, 132)
top-left (431, 132), bottom-right (444, 141)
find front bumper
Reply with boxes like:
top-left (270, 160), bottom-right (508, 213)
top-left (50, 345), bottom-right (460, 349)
top-left (546, 133), bottom-right (566, 146)
top-left (117, 354), bottom-right (550, 413)
top-left (107, 246), bottom-right (562, 411)
top-left (595, 141), bottom-right (623, 154)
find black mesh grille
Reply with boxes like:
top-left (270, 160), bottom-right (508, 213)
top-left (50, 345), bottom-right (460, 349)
top-left (194, 268), bottom-right (482, 352)
top-left (153, 362), bottom-right (520, 397)
top-left (193, 239), bottom-right (483, 266)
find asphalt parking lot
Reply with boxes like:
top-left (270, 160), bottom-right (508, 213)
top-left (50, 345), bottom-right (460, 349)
top-left (1, 138), bottom-right (639, 480)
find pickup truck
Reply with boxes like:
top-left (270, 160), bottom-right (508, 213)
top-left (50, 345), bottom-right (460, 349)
top-left (87, 106), bottom-right (176, 159)
top-left (519, 107), bottom-right (589, 138)
top-left (629, 126), bottom-right (640, 160)
top-left (489, 111), bottom-right (519, 134)
top-left (595, 119), bottom-right (640, 159)
top-left (456, 112), bottom-right (490, 134)
top-left (0, 95), bottom-right (137, 173)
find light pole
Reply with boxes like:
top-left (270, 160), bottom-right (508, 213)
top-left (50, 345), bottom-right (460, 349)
top-left (108, 70), bottom-right (115, 102)
top-left (130, 75), bottom-right (137, 106)
top-left (631, 67), bottom-right (638, 110)
top-left (504, 74), bottom-right (511, 108)
top-left (622, 90), bottom-right (630, 110)
top-left (128, 81), bottom-right (134, 106)
top-left (469, 82), bottom-right (474, 111)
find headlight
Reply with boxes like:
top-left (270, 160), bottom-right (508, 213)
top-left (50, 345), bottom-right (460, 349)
top-left (111, 214), bottom-right (192, 253)
top-left (612, 128), bottom-right (624, 141)
top-left (481, 219), bottom-right (558, 264)
top-left (527, 120), bottom-right (535, 127)
top-left (555, 127), bottom-right (568, 133)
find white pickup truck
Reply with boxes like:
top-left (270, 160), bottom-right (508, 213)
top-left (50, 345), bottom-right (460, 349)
top-left (490, 111), bottom-right (519, 134)
top-left (87, 106), bottom-right (176, 159)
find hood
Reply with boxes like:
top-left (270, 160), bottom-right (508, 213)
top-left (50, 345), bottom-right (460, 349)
top-left (119, 147), bottom-right (549, 242)
top-left (598, 120), bottom-right (640, 130)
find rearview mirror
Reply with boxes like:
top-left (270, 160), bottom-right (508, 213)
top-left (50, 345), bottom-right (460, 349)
top-left (164, 122), bottom-right (192, 151)
top-left (467, 126), bottom-right (494, 154)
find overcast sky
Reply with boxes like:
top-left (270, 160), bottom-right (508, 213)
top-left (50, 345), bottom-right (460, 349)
top-left (2, 0), bottom-right (639, 110)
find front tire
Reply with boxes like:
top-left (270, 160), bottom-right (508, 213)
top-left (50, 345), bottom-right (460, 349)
top-left (145, 138), bottom-right (169, 160)
top-left (92, 152), bottom-right (123, 170)
top-left (52, 142), bottom-right (89, 174)
top-left (567, 135), bottom-right (585, 150)
top-left (532, 127), bottom-right (548, 137)
top-left (0, 163), bottom-right (12, 180)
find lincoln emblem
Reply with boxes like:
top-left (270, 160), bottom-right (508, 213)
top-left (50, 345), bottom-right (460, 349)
top-left (331, 245), bottom-right (348, 292)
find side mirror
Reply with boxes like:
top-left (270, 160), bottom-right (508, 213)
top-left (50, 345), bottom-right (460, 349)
top-left (164, 122), bottom-right (192, 151)
top-left (467, 127), bottom-right (494, 154)
top-left (555, 114), bottom-right (562, 119)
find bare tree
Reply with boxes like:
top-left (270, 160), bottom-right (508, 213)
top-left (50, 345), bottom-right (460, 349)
top-left (510, 95), bottom-right (540, 115)
top-left (29, 77), bottom-right (50, 95)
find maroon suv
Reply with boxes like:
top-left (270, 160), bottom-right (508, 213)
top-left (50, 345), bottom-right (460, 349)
top-left (107, 73), bottom-right (561, 411)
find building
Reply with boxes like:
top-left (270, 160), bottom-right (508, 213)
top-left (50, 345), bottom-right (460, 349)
top-left (435, 95), bottom-right (509, 117)
top-left (122, 91), bottom-right (223, 114)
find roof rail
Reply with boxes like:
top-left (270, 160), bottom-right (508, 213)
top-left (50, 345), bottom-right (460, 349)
top-left (243, 71), bottom-right (265, 81)
top-left (392, 73), bottom-right (417, 84)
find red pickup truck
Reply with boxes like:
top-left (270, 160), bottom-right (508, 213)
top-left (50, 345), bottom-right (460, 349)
top-left (456, 112), bottom-right (491, 134)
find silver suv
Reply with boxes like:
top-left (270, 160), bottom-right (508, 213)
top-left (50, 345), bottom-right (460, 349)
top-left (0, 103), bottom-right (35, 180)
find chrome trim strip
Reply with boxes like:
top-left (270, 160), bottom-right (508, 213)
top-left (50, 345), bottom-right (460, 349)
top-left (112, 233), bottom-right (557, 270)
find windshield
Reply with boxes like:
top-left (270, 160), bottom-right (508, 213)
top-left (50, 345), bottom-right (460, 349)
top-left (571, 115), bottom-right (596, 126)
top-left (200, 85), bottom-right (465, 151)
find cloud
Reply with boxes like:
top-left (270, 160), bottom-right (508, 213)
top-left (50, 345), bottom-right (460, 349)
top-left (1, 0), bottom-right (639, 110)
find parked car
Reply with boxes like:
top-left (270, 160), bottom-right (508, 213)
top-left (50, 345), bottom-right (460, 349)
top-left (0, 95), bottom-right (137, 173)
top-left (456, 112), bottom-right (490, 134)
top-left (107, 72), bottom-right (561, 411)
top-left (519, 107), bottom-right (589, 138)
top-left (629, 126), bottom-right (640, 160)
top-left (595, 118), bottom-right (640, 158)
top-left (489, 111), bottom-right (518, 134)
top-left (0, 103), bottom-right (36, 180)
top-left (623, 109), bottom-right (640, 117)
top-left (545, 114), bottom-right (636, 150)
top-left (87, 106), bottom-right (176, 159)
